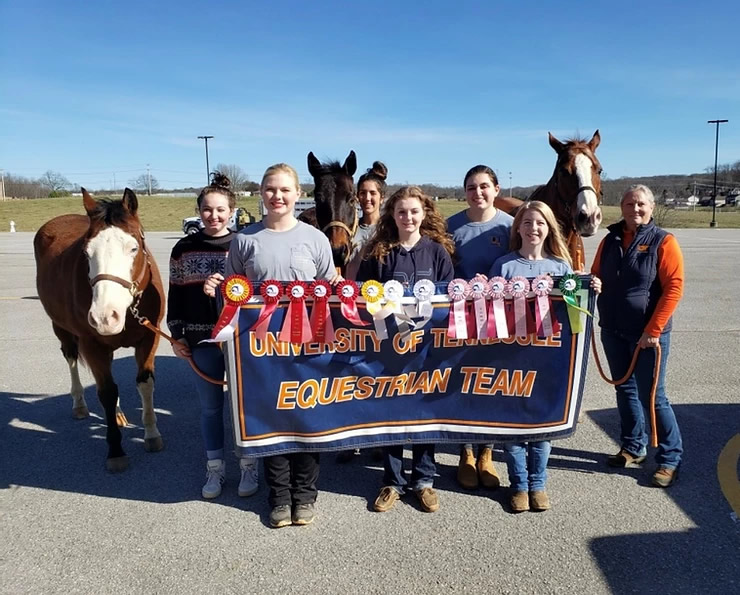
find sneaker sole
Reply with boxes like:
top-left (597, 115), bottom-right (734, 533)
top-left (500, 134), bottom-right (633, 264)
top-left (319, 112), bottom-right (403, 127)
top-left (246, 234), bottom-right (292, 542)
top-left (270, 519), bottom-right (292, 528)
top-left (238, 486), bottom-right (258, 497)
top-left (292, 516), bottom-right (315, 526)
top-left (202, 490), bottom-right (222, 499)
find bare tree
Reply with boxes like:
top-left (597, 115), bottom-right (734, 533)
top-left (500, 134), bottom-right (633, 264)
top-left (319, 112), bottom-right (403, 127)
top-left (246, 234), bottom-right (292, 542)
top-left (39, 170), bottom-right (71, 196)
top-left (129, 174), bottom-right (159, 195)
top-left (214, 163), bottom-right (250, 192)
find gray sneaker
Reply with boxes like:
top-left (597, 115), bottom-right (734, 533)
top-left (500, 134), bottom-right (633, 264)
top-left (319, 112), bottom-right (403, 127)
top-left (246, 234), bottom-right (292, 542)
top-left (269, 505), bottom-right (292, 528)
top-left (292, 503), bottom-right (316, 526)
top-left (238, 457), bottom-right (258, 497)
top-left (202, 459), bottom-right (225, 499)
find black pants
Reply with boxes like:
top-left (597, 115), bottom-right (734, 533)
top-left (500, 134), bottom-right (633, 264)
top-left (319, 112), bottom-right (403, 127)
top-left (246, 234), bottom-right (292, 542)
top-left (264, 453), bottom-right (320, 507)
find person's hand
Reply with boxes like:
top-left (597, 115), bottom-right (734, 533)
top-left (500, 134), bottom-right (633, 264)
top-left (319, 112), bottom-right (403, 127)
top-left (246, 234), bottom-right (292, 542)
top-left (204, 273), bottom-right (224, 297)
top-left (590, 276), bottom-right (602, 294)
top-left (638, 332), bottom-right (659, 349)
top-left (328, 273), bottom-right (344, 286)
top-left (171, 338), bottom-right (191, 359)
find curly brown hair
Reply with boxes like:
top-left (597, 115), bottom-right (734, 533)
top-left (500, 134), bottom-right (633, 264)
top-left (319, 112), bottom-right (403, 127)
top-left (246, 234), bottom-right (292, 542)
top-left (364, 185), bottom-right (456, 263)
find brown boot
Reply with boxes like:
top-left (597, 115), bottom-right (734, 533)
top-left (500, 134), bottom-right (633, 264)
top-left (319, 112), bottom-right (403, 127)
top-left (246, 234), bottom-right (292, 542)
top-left (477, 447), bottom-right (500, 489)
top-left (457, 446), bottom-right (478, 489)
top-left (510, 491), bottom-right (529, 513)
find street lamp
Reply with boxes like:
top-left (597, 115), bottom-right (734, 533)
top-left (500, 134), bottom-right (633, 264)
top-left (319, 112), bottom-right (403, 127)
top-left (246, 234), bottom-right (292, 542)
top-left (707, 119), bottom-right (728, 228)
top-left (197, 135), bottom-right (214, 185)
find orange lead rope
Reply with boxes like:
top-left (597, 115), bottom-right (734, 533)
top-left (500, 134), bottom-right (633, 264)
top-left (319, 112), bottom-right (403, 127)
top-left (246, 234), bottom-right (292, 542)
top-left (590, 333), bottom-right (661, 448)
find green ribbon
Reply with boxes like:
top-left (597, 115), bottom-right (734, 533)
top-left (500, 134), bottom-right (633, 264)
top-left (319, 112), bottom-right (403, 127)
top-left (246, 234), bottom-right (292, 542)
top-left (558, 274), bottom-right (591, 334)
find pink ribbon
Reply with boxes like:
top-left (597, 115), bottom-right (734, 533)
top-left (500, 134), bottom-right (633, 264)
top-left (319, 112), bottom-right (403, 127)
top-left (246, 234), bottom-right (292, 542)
top-left (532, 274), bottom-right (559, 336)
top-left (250, 280), bottom-right (283, 341)
top-left (279, 281), bottom-right (312, 344)
top-left (469, 275), bottom-right (490, 339)
top-left (447, 279), bottom-right (470, 339)
top-left (337, 280), bottom-right (370, 327)
top-left (487, 276), bottom-right (509, 339)
top-left (309, 280), bottom-right (335, 344)
top-left (507, 276), bottom-right (530, 337)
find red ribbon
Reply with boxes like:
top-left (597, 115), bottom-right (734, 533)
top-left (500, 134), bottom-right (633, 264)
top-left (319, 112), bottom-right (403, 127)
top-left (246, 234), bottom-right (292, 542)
top-left (309, 280), bottom-right (335, 344)
top-left (279, 281), bottom-right (312, 344)
top-left (208, 275), bottom-right (253, 342)
top-left (250, 280), bottom-right (283, 341)
top-left (337, 280), bottom-right (369, 327)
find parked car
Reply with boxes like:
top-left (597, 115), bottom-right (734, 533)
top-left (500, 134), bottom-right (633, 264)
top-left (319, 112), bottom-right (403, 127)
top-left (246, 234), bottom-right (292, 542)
top-left (182, 207), bottom-right (255, 235)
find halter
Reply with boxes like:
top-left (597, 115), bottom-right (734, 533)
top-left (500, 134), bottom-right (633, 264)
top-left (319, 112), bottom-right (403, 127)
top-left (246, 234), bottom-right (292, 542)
top-left (321, 208), bottom-right (359, 265)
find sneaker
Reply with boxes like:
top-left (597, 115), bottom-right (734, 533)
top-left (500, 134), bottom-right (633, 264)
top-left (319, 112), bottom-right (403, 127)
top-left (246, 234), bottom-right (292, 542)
top-left (416, 487), bottom-right (439, 513)
top-left (238, 457), bottom-right (258, 497)
top-left (529, 490), bottom-right (551, 511)
top-left (373, 486), bottom-right (400, 512)
top-left (607, 449), bottom-right (647, 468)
top-left (202, 459), bottom-right (225, 499)
top-left (457, 447), bottom-right (478, 489)
top-left (510, 490), bottom-right (529, 513)
top-left (652, 467), bottom-right (678, 488)
top-left (477, 447), bottom-right (500, 489)
top-left (292, 503), bottom-right (316, 526)
top-left (269, 504), bottom-right (292, 528)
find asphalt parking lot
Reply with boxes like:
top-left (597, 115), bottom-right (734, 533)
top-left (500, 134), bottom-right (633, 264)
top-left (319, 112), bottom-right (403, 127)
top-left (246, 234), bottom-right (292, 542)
top-left (1, 228), bottom-right (738, 595)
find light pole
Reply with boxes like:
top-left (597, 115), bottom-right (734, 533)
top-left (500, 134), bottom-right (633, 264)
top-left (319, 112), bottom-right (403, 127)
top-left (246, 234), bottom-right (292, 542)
top-left (197, 135), bottom-right (214, 185)
top-left (508, 171), bottom-right (512, 197)
top-left (707, 119), bottom-right (728, 228)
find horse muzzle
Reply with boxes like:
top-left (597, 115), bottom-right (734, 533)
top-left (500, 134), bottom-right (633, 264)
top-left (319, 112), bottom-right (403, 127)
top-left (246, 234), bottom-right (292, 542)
top-left (88, 307), bottom-right (126, 335)
top-left (576, 206), bottom-right (602, 237)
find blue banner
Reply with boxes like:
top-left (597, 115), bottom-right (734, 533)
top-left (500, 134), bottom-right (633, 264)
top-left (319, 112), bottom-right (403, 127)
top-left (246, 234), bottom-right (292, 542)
top-left (225, 278), bottom-right (595, 457)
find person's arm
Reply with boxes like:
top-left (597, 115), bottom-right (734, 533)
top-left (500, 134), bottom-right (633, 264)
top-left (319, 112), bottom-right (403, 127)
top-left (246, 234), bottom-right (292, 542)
top-left (166, 253), bottom-right (185, 340)
top-left (643, 234), bottom-right (684, 339)
top-left (590, 237), bottom-right (606, 277)
top-left (314, 234), bottom-right (336, 281)
top-left (436, 246), bottom-right (455, 283)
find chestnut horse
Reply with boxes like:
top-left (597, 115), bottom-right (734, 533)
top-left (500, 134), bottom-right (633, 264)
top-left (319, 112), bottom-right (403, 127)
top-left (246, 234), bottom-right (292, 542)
top-left (34, 188), bottom-right (165, 472)
top-left (299, 150), bottom-right (358, 273)
top-left (528, 130), bottom-right (603, 270)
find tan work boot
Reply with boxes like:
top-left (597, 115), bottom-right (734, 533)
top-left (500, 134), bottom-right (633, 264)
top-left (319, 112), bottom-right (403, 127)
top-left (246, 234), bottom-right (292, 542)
top-left (457, 446), bottom-right (478, 489)
top-left (510, 490), bottom-right (529, 513)
top-left (477, 447), bottom-right (500, 489)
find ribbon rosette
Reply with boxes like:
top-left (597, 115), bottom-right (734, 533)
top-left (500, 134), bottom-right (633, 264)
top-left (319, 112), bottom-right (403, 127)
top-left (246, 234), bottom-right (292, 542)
top-left (469, 275), bottom-right (490, 339)
top-left (250, 280), bottom-right (283, 341)
top-left (308, 280), bottom-right (335, 344)
top-left (361, 280), bottom-right (388, 340)
top-left (507, 276), bottom-right (530, 337)
top-left (208, 275), bottom-right (253, 342)
top-left (532, 274), bottom-right (559, 337)
top-left (558, 274), bottom-right (591, 334)
top-left (384, 280), bottom-right (415, 340)
top-left (447, 278), bottom-right (470, 339)
top-left (337, 280), bottom-right (369, 327)
top-left (412, 279), bottom-right (435, 328)
top-left (487, 276), bottom-right (509, 339)
top-left (279, 281), bottom-right (312, 344)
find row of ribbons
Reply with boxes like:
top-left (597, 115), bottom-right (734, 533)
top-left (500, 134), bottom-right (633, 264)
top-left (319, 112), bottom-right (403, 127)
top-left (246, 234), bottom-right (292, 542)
top-left (209, 274), bottom-right (591, 345)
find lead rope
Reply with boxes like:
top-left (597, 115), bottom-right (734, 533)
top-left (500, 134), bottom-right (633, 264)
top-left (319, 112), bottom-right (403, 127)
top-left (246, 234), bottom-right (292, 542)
top-left (129, 295), bottom-right (226, 386)
top-left (590, 332), bottom-right (661, 447)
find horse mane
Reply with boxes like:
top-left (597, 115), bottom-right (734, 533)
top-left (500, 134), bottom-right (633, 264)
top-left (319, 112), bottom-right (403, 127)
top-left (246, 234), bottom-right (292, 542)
top-left (87, 199), bottom-right (136, 227)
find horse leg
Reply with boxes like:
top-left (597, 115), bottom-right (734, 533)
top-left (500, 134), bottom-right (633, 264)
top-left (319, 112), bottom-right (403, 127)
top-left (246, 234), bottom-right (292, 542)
top-left (52, 323), bottom-right (88, 419)
top-left (135, 334), bottom-right (164, 453)
top-left (79, 338), bottom-right (128, 472)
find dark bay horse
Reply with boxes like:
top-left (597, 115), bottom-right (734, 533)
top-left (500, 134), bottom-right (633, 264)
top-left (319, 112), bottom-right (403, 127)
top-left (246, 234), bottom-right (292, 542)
top-left (34, 188), bottom-right (165, 472)
top-left (528, 130), bottom-right (603, 270)
top-left (299, 150), bottom-right (358, 273)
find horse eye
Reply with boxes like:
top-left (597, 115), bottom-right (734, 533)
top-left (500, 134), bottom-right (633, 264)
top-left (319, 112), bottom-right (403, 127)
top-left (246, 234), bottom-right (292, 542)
top-left (130, 245), bottom-right (139, 254)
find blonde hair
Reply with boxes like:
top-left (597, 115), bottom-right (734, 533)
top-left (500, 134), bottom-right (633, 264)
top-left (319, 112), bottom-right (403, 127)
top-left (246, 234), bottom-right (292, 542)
top-left (260, 163), bottom-right (301, 192)
top-left (510, 201), bottom-right (572, 267)
top-left (364, 185), bottom-right (456, 263)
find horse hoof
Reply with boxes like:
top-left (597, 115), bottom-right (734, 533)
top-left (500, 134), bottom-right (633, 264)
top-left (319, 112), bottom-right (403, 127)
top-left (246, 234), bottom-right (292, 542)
top-left (116, 411), bottom-right (129, 427)
top-left (144, 437), bottom-right (164, 452)
top-left (106, 456), bottom-right (129, 473)
top-left (72, 406), bottom-right (89, 419)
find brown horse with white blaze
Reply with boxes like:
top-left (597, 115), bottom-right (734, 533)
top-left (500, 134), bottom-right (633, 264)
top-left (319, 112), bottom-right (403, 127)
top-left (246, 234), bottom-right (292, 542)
top-left (34, 188), bottom-right (165, 472)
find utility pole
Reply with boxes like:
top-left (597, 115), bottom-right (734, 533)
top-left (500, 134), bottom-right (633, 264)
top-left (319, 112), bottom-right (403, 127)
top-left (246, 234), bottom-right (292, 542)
top-left (197, 135), bottom-right (214, 185)
top-left (0, 169), bottom-right (5, 201)
top-left (508, 172), bottom-right (512, 197)
top-left (147, 164), bottom-right (152, 196)
top-left (707, 119), bottom-right (728, 228)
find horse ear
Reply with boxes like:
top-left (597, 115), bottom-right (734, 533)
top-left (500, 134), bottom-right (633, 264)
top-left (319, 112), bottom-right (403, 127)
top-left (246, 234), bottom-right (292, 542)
top-left (343, 150), bottom-right (357, 176)
top-left (548, 132), bottom-right (566, 154)
top-left (122, 188), bottom-right (139, 215)
top-left (82, 188), bottom-right (97, 216)
top-left (307, 152), bottom-right (322, 177)
top-left (588, 130), bottom-right (601, 152)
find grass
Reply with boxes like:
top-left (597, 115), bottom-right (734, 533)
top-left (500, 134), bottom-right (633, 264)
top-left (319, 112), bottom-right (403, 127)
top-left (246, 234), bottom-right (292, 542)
top-left (1, 195), bottom-right (738, 233)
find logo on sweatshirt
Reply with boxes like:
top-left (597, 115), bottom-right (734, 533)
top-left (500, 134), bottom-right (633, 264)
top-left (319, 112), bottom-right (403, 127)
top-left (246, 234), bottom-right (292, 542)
top-left (637, 245), bottom-right (649, 252)
top-left (490, 237), bottom-right (501, 247)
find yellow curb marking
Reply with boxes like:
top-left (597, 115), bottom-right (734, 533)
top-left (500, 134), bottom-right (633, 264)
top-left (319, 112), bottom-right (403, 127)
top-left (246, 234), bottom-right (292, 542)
top-left (717, 433), bottom-right (740, 517)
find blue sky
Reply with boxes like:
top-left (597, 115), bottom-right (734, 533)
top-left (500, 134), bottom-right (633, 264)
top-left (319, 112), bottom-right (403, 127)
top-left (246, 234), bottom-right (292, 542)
top-left (1, 0), bottom-right (738, 191)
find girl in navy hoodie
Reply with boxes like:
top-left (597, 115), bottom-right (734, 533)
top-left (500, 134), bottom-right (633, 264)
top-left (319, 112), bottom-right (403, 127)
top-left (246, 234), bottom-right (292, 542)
top-left (357, 185), bottom-right (454, 513)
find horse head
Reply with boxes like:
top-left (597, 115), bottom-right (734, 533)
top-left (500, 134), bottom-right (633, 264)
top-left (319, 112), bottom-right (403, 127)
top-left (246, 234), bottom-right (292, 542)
top-left (549, 130), bottom-right (603, 236)
top-left (307, 150), bottom-right (358, 269)
top-left (82, 188), bottom-right (150, 335)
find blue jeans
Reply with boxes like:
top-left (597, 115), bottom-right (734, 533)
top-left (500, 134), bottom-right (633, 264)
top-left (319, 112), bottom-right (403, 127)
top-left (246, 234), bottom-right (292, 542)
top-left (600, 329), bottom-right (683, 469)
top-left (191, 344), bottom-right (227, 460)
top-left (504, 441), bottom-right (551, 491)
top-left (383, 444), bottom-right (436, 493)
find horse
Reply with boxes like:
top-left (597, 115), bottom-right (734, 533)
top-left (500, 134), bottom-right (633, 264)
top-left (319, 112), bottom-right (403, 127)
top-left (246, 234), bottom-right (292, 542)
top-left (528, 130), bottom-right (603, 270)
top-left (299, 150), bottom-right (358, 273)
top-left (33, 188), bottom-right (165, 472)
